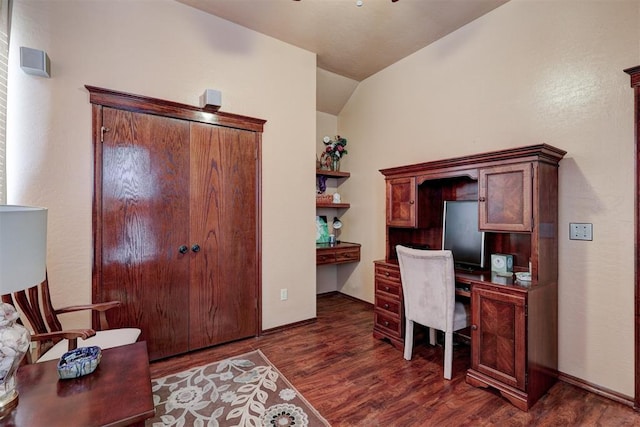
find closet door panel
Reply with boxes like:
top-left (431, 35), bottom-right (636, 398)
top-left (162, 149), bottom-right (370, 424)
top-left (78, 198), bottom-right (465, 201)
top-left (189, 123), bottom-right (258, 349)
top-left (100, 107), bottom-right (190, 360)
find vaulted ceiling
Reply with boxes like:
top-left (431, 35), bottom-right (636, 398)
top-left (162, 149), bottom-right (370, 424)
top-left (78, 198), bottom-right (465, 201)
top-left (176, 0), bottom-right (510, 114)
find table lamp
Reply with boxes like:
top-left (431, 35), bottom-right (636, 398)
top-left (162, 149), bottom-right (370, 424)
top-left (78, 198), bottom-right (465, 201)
top-left (332, 217), bottom-right (342, 240)
top-left (0, 205), bottom-right (47, 417)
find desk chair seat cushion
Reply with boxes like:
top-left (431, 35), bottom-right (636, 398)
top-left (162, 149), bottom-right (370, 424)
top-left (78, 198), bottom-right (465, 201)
top-left (36, 328), bottom-right (141, 363)
top-left (453, 301), bottom-right (471, 332)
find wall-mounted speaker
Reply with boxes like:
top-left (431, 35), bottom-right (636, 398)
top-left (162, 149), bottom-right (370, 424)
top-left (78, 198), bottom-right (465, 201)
top-left (199, 89), bottom-right (222, 111)
top-left (20, 47), bottom-right (50, 78)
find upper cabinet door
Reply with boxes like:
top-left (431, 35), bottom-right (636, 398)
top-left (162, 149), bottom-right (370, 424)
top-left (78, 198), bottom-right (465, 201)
top-left (386, 177), bottom-right (416, 227)
top-left (479, 163), bottom-right (533, 232)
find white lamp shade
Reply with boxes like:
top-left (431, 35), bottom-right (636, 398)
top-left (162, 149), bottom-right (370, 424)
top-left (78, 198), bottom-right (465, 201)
top-left (0, 206), bottom-right (47, 294)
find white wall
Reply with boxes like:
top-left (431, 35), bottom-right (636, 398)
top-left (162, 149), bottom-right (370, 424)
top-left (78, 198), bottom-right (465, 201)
top-left (339, 0), bottom-right (639, 397)
top-left (7, 0), bottom-right (317, 331)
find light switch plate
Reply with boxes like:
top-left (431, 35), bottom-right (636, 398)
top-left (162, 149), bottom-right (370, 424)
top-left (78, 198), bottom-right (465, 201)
top-left (569, 223), bottom-right (592, 241)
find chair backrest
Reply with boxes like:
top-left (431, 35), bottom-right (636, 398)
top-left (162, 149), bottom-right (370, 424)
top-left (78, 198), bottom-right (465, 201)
top-left (396, 246), bottom-right (456, 333)
top-left (1, 273), bottom-right (63, 360)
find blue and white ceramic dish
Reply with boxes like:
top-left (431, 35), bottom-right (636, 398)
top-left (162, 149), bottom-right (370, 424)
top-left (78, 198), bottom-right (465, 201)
top-left (57, 346), bottom-right (102, 379)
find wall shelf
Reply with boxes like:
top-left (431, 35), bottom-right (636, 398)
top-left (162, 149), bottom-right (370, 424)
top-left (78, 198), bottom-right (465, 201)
top-left (316, 202), bottom-right (350, 209)
top-left (316, 169), bottom-right (350, 178)
top-left (315, 168), bottom-right (359, 266)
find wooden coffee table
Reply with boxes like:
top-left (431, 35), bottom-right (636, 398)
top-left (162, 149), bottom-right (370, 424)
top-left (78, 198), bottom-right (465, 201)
top-left (0, 341), bottom-right (155, 426)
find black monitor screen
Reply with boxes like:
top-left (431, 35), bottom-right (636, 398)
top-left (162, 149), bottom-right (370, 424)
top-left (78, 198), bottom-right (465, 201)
top-left (442, 200), bottom-right (485, 270)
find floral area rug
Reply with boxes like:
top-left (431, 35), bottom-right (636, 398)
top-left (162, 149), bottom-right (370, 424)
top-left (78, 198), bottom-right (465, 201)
top-left (146, 349), bottom-right (331, 427)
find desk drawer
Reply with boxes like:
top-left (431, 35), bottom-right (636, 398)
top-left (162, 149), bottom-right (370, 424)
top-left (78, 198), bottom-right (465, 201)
top-left (375, 264), bottom-right (401, 283)
top-left (335, 247), bottom-right (360, 263)
top-left (316, 252), bottom-right (336, 265)
top-left (375, 279), bottom-right (401, 298)
top-left (374, 311), bottom-right (402, 338)
top-left (375, 295), bottom-right (401, 317)
top-left (317, 243), bottom-right (361, 266)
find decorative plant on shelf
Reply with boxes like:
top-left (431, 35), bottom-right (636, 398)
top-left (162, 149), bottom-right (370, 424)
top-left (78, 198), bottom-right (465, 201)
top-left (323, 135), bottom-right (348, 159)
top-left (321, 135), bottom-right (348, 171)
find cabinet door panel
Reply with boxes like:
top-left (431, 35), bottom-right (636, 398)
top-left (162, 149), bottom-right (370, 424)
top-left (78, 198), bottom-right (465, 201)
top-left (386, 177), bottom-right (416, 227)
top-left (479, 164), bottom-right (532, 232)
top-left (472, 286), bottom-right (526, 390)
top-left (100, 107), bottom-right (191, 360)
top-left (189, 123), bottom-right (258, 350)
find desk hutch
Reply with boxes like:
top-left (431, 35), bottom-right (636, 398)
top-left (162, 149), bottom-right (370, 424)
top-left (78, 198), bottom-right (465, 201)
top-left (374, 144), bottom-right (566, 411)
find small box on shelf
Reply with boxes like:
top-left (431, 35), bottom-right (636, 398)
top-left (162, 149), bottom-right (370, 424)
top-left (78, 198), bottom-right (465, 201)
top-left (316, 194), bottom-right (333, 204)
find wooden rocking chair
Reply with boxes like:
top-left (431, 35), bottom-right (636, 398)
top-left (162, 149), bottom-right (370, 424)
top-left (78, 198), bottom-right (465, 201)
top-left (1, 273), bottom-right (141, 363)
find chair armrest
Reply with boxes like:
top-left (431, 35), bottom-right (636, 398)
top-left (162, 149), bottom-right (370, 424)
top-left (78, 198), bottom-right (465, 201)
top-left (31, 329), bottom-right (97, 343)
top-left (31, 329), bottom-right (97, 354)
top-left (55, 301), bottom-right (121, 330)
top-left (55, 301), bottom-right (121, 314)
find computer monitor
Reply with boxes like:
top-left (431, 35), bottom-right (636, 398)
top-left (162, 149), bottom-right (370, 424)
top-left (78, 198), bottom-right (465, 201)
top-left (442, 200), bottom-right (485, 270)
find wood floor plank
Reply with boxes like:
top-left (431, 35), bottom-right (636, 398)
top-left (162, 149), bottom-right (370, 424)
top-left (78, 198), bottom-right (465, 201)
top-left (149, 293), bottom-right (640, 426)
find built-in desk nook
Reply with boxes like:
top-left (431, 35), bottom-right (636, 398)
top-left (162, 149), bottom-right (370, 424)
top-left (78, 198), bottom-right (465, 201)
top-left (316, 241), bottom-right (361, 265)
top-left (373, 144), bottom-right (566, 411)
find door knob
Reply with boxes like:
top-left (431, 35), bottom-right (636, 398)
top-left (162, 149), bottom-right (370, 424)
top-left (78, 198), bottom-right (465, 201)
top-left (191, 244), bottom-right (201, 253)
top-left (178, 245), bottom-right (188, 254)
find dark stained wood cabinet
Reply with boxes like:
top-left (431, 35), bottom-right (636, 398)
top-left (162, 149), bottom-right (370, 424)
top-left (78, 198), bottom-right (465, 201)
top-left (470, 283), bottom-right (526, 391)
top-left (373, 260), bottom-right (404, 349)
top-left (375, 144), bottom-right (565, 411)
top-left (88, 86), bottom-right (265, 361)
top-left (386, 177), bottom-right (417, 227)
top-left (623, 66), bottom-right (640, 409)
top-left (479, 163), bottom-right (533, 232)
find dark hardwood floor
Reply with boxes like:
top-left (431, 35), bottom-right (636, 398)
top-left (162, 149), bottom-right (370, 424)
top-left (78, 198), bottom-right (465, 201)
top-left (149, 293), bottom-right (640, 426)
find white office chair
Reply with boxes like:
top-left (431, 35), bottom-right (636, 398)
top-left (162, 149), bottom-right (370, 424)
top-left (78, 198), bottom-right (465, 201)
top-left (396, 245), bottom-right (470, 380)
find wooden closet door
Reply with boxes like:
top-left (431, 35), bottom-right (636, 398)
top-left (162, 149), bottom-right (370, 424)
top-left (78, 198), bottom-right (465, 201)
top-left (188, 123), bottom-right (258, 349)
top-left (100, 107), bottom-right (191, 360)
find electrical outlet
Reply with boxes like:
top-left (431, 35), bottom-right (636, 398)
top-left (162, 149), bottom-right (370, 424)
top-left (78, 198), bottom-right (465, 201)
top-left (280, 289), bottom-right (288, 301)
top-left (569, 223), bottom-right (593, 241)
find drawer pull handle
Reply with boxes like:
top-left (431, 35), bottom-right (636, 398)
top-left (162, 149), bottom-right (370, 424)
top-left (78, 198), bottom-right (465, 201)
top-left (383, 321), bottom-right (389, 327)
top-left (409, 200), bottom-right (415, 205)
top-left (384, 272), bottom-right (390, 277)
top-left (471, 324), bottom-right (478, 331)
top-left (384, 303), bottom-right (389, 309)
top-left (384, 286), bottom-right (390, 292)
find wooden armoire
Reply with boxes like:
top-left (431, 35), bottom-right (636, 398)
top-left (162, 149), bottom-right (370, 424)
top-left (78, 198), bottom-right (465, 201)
top-left (87, 86), bottom-right (265, 361)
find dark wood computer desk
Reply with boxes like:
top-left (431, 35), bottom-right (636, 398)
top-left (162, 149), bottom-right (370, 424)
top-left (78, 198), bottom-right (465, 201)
top-left (1, 341), bottom-right (155, 427)
top-left (454, 271), bottom-right (481, 299)
top-left (454, 270), bottom-right (517, 298)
